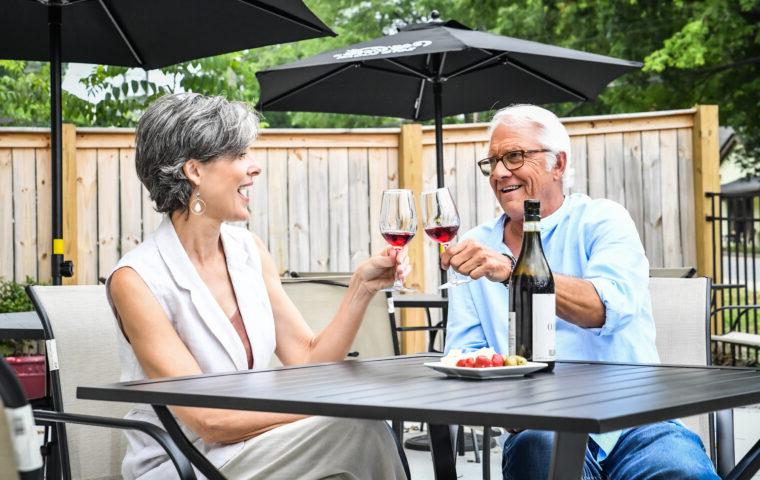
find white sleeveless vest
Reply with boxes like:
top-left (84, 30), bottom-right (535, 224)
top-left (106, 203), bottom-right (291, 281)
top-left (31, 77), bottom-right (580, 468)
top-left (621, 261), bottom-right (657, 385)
top-left (107, 217), bottom-right (276, 479)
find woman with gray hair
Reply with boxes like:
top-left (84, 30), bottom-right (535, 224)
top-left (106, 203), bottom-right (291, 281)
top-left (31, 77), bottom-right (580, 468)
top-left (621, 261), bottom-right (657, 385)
top-left (107, 93), bottom-right (410, 480)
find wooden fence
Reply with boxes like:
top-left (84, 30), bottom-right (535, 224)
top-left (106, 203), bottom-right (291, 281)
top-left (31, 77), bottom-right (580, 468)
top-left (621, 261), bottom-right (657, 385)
top-left (0, 107), bottom-right (720, 352)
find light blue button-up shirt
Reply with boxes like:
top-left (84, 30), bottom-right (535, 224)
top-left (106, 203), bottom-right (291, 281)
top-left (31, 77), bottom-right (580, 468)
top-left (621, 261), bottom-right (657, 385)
top-left (444, 193), bottom-right (660, 458)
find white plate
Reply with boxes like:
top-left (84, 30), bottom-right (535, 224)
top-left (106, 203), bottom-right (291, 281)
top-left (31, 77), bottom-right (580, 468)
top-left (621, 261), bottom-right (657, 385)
top-left (424, 361), bottom-right (548, 379)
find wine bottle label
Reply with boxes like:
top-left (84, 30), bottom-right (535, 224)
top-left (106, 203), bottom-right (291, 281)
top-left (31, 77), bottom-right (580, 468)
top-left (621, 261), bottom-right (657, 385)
top-left (508, 312), bottom-right (516, 356)
top-left (532, 293), bottom-right (556, 361)
top-left (523, 221), bottom-right (541, 232)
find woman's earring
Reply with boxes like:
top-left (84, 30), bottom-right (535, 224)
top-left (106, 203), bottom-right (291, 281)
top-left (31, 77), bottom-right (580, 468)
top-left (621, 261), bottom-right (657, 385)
top-left (190, 190), bottom-right (206, 215)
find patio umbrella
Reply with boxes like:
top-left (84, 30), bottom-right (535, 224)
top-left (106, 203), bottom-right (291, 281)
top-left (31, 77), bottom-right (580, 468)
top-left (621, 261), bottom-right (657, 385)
top-left (257, 12), bottom-right (642, 190)
top-left (1, 0), bottom-right (334, 285)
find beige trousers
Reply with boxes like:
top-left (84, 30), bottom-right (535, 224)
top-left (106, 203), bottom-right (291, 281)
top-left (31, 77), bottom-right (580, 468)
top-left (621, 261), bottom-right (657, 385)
top-left (219, 416), bottom-right (408, 480)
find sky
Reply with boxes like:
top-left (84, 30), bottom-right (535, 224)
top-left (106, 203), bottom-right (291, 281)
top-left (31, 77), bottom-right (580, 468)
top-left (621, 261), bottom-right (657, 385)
top-left (62, 63), bottom-right (179, 102)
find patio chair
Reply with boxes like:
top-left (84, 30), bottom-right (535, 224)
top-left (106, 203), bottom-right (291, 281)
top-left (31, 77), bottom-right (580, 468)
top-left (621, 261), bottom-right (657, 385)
top-left (25, 285), bottom-right (196, 480)
top-left (650, 276), bottom-right (760, 479)
top-left (279, 274), bottom-right (396, 362)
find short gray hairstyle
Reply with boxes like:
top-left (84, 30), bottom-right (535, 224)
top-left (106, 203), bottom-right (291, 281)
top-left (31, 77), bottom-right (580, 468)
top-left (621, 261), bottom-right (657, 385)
top-left (488, 104), bottom-right (574, 191)
top-left (135, 93), bottom-right (259, 214)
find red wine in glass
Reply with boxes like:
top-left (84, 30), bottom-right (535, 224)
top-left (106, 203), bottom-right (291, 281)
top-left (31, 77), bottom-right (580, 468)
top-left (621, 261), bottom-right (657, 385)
top-left (421, 188), bottom-right (471, 289)
top-left (379, 189), bottom-right (417, 292)
top-left (382, 231), bottom-right (416, 248)
top-left (424, 225), bottom-right (459, 244)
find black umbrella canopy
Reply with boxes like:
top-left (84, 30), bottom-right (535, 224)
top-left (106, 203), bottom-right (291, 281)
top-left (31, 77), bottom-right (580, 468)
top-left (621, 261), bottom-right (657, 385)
top-left (2, 0), bottom-right (334, 69)
top-left (257, 19), bottom-right (641, 120)
top-left (1, 0), bottom-right (334, 285)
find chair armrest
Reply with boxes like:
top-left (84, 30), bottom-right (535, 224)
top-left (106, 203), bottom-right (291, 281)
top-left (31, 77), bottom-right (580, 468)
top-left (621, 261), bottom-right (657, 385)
top-left (33, 410), bottom-right (197, 480)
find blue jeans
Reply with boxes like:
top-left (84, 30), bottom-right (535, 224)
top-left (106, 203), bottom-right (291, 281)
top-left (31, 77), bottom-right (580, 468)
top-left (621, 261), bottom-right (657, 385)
top-left (502, 421), bottom-right (719, 480)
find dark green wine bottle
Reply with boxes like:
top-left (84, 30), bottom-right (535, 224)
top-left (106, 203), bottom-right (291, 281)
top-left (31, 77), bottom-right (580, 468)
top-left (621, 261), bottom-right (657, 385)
top-left (508, 199), bottom-right (556, 372)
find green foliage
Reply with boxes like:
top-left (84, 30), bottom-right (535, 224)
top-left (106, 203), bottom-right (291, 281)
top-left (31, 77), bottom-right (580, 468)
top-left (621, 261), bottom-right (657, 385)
top-left (0, 277), bottom-right (36, 356)
top-left (2, 0), bottom-right (759, 170)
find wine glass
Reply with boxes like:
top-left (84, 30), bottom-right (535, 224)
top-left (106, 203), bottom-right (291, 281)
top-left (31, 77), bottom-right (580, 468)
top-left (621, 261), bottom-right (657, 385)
top-left (421, 188), bottom-right (471, 289)
top-left (379, 189), bottom-right (417, 292)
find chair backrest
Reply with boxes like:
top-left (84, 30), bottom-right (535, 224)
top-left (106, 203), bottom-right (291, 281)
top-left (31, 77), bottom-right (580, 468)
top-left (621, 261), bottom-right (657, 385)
top-left (649, 277), bottom-right (713, 456)
top-left (28, 285), bottom-right (127, 479)
top-left (275, 275), bottom-right (395, 366)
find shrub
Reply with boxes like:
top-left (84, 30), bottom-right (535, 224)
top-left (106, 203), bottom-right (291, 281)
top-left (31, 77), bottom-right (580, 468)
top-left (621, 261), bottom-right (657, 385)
top-left (0, 277), bottom-right (37, 356)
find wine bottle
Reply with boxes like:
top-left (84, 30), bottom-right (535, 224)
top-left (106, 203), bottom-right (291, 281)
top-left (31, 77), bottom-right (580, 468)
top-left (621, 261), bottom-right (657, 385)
top-left (508, 199), bottom-right (556, 372)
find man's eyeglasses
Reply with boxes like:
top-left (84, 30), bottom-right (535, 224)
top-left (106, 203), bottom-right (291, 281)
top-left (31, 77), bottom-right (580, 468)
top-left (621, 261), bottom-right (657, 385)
top-left (476, 149), bottom-right (553, 176)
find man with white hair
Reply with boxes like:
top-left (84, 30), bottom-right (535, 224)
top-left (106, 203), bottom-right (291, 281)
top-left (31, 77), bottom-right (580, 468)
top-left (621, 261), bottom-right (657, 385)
top-left (440, 105), bottom-right (718, 479)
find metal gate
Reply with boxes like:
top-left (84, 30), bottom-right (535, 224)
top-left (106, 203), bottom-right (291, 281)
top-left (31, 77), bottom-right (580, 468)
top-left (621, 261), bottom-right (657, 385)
top-left (707, 191), bottom-right (760, 364)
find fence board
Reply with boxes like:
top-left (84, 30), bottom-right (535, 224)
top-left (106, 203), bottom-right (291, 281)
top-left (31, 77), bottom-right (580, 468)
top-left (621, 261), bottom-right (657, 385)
top-left (677, 128), bottom-right (697, 268)
top-left (368, 148), bottom-right (389, 256)
top-left (604, 133), bottom-right (625, 205)
top-left (77, 149), bottom-right (98, 284)
top-left (308, 148), bottom-right (329, 271)
top-left (35, 148), bottom-right (51, 283)
top-left (97, 149), bottom-right (120, 281)
top-left (119, 149), bottom-right (141, 256)
top-left (455, 143), bottom-right (477, 234)
top-left (569, 136), bottom-right (588, 195)
top-left (0, 149), bottom-right (12, 280)
top-left (249, 149), bottom-right (268, 246)
top-left (660, 129), bottom-right (681, 267)
top-left (267, 148), bottom-right (288, 274)
top-left (475, 140), bottom-right (499, 225)
top-left (623, 132), bottom-right (644, 238)
top-left (287, 148), bottom-right (309, 273)
top-left (328, 148), bottom-right (349, 272)
top-left (0, 110), bottom-right (704, 287)
top-left (348, 148), bottom-right (370, 269)
top-left (13, 149), bottom-right (36, 281)
top-left (587, 135), bottom-right (606, 199)
top-left (642, 131), bottom-right (663, 267)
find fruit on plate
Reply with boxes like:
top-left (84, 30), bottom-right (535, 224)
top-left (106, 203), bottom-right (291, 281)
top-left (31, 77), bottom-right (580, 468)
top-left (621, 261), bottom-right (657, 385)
top-left (443, 348), bottom-right (526, 368)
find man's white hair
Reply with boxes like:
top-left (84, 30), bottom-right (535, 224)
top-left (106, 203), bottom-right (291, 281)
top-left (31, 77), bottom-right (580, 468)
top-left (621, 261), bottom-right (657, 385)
top-left (488, 104), bottom-right (574, 191)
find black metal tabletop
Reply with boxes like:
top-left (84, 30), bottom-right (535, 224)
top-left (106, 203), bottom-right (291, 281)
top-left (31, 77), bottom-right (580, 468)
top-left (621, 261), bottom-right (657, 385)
top-left (0, 311), bottom-right (44, 340)
top-left (77, 355), bottom-right (760, 480)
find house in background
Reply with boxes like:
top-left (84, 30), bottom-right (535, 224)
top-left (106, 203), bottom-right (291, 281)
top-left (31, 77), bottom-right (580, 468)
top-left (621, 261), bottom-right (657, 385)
top-left (719, 127), bottom-right (760, 246)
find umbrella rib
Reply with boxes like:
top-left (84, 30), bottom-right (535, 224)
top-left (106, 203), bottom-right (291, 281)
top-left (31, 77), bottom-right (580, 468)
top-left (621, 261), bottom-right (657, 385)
top-left (382, 59), bottom-right (432, 81)
top-left (413, 78), bottom-right (426, 120)
top-left (505, 57), bottom-right (588, 102)
top-left (238, 0), bottom-right (333, 35)
top-left (97, 0), bottom-right (145, 67)
top-left (260, 63), bottom-right (358, 109)
top-left (360, 63), bottom-right (428, 81)
top-left (442, 51), bottom-right (509, 81)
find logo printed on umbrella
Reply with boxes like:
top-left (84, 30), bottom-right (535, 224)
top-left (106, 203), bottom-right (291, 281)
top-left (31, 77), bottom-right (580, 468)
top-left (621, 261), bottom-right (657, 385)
top-left (333, 41), bottom-right (432, 59)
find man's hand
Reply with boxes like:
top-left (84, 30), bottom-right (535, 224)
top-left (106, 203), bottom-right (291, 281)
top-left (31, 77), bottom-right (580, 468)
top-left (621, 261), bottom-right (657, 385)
top-left (440, 239), bottom-right (512, 283)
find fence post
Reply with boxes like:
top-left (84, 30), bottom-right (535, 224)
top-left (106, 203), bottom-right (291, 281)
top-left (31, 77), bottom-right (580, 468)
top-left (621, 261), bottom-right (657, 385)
top-left (691, 105), bottom-right (721, 283)
top-left (398, 124), bottom-right (427, 353)
top-left (62, 123), bottom-right (78, 285)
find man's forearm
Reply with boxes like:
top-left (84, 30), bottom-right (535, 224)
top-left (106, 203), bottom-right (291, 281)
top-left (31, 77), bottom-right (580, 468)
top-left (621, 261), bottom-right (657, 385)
top-left (554, 274), bottom-right (605, 328)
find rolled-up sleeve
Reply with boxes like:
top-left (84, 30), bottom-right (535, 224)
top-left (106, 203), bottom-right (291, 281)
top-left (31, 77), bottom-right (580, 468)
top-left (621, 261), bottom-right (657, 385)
top-left (584, 203), bottom-right (650, 336)
top-left (444, 272), bottom-right (489, 353)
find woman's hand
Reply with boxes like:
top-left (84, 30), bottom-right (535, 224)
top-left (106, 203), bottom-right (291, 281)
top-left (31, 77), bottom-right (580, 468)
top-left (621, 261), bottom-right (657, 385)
top-left (352, 247), bottom-right (411, 294)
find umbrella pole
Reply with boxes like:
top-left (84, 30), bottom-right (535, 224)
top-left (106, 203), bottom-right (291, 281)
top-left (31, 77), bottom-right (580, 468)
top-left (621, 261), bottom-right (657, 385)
top-left (433, 81), bottom-right (448, 289)
top-left (49, 4), bottom-right (70, 285)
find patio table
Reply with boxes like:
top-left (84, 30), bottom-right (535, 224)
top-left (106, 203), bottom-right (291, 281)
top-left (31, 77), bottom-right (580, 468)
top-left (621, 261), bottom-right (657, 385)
top-left (0, 311), bottom-right (44, 340)
top-left (78, 354), bottom-right (760, 480)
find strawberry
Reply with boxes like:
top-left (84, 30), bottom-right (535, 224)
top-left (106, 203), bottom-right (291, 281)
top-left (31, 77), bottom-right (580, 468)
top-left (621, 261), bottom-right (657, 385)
top-left (456, 358), bottom-right (467, 367)
top-left (492, 353), bottom-right (505, 367)
top-left (475, 355), bottom-right (492, 368)
top-left (464, 357), bottom-right (476, 368)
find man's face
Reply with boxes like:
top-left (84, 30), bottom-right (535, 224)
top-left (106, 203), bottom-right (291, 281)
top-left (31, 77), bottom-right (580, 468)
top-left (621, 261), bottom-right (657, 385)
top-left (487, 122), bottom-right (562, 219)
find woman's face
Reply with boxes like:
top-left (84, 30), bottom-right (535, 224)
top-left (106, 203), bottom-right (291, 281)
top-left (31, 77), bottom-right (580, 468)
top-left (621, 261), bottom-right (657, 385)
top-left (194, 144), bottom-right (261, 222)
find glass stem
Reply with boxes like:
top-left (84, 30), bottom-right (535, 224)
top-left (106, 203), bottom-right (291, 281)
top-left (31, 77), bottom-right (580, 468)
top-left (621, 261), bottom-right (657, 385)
top-left (392, 247), bottom-right (404, 289)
